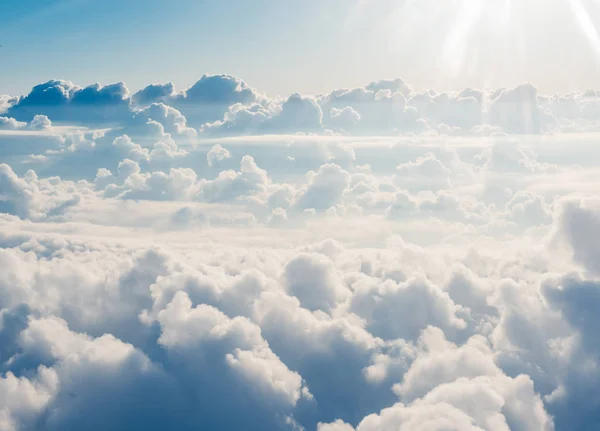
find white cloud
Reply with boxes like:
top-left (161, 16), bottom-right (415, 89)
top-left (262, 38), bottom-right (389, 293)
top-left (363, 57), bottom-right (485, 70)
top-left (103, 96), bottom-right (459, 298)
top-left (486, 84), bottom-right (554, 134)
top-left (550, 196), bottom-right (600, 275)
top-left (283, 253), bottom-right (349, 312)
top-left (197, 155), bottom-right (269, 202)
top-left (4, 74), bottom-right (600, 430)
top-left (29, 115), bottom-right (52, 131)
top-left (206, 144), bottom-right (231, 167)
top-left (0, 117), bottom-right (26, 131)
top-left (330, 106), bottom-right (361, 131)
top-left (394, 153), bottom-right (452, 192)
top-left (128, 103), bottom-right (196, 138)
top-left (294, 163), bottom-right (350, 212)
top-left (156, 291), bottom-right (308, 406)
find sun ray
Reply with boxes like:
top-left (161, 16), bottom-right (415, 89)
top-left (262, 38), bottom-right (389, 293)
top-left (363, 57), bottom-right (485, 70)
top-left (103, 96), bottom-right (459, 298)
top-left (568, 0), bottom-right (600, 61)
top-left (346, 0), bottom-right (600, 92)
top-left (440, 0), bottom-right (484, 79)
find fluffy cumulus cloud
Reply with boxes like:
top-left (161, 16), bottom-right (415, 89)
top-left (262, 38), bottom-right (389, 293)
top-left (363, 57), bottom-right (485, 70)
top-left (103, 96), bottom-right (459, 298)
top-left (2, 74), bottom-right (600, 431)
top-left (132, 74), bottom-right (264, 128)
top-left (6, 80), bottom-right (131, 125)
top-left (3, 73), bottom-right (599, 136)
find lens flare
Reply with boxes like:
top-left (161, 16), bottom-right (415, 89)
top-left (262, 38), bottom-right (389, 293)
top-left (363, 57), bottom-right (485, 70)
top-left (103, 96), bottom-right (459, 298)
top-left (568, 0), bottom-right (600, 60)
top-left (348, 0), bottom-right (600, 90)
top-left (440, 0), bottom-right (485, 78)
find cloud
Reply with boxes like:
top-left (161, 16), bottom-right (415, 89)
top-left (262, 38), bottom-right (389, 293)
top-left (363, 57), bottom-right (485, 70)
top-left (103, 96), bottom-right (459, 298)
top-left (7, 80), bottom-right (131, 125)
top-left (2, 310), bottom-right (307, 430)
top-left (337, 372), bottom-right (550, 431)
top-left (329, 106), bottom-right (361, 131)
top-left (409, 90), bottom-right (483, 130)
top-left (132, 74), bottom-right (263, 128)
top-left (319, 81), bottom-right (422, 134)
top-left (29, 115), bottom-right (52, 131)
top-left (156, 292), bottom-right (307, 405)
top-left (394, 153), bottom-right (453, 192)
top-left (294, 163), bottom-right (350, 212)
top-left (505, 191), bottom-right (551, 227)
top-left (196, 155), bottom-right (270, 202)
top-left (4, 75), bottom-right (598, 136)
top-left (4, 73), bottom-right (600, 431)
top-left (485, 139), bottom-right (547, 173)
top-left (127, 103), bottom-right (196, 137)
top-left (486, 84), bottom-right (555, 134)
top-left (201, 93), bottom-right (323, 135)
top-left (348, 277), bottom-right (468, 342)
top-left (104, 162), bottom-right (199, 201)
top-left (0, 115), bottom-right (51, 131)
top-left (130, 82), bottom-right (177, 107)
top-left (206, 144), bottom-right (231, 167)
top-left (320, 328), bottom-right (552, 431)
top-left (0, 95), bottom-right (16, 114)
top-left (551, 196), bottom-right (600, 275)
top-left (0, 164), bottom-right (86, 220)
top-left (272, 93), bottom-right (323, 132)
top-left (0, 117), bottom-right (26, 131)
top-left (283, 253), bottom-right (349, 312)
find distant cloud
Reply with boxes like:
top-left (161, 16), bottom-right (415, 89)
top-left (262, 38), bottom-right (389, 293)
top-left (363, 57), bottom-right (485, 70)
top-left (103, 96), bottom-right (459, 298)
top-left (3, 74), bottom-right (600, 136)
top-left (7, 80), bottom-right (130, 125)
top-left (133, 74), bottom-right (264, 128)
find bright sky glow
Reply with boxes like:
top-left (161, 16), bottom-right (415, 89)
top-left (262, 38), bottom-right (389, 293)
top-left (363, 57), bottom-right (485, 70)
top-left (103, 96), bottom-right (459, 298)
top-left (1, 0), bottom-right (600, 96)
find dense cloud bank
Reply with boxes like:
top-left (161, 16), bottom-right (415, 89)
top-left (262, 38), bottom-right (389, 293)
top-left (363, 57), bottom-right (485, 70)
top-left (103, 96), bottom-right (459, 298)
top-left (1, 75), bottom-right (600, 431)
top-left (2, 74), bottom-right (600, 135)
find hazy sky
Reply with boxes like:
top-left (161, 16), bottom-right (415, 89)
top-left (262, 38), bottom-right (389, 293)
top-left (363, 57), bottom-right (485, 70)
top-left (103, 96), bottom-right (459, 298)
top-left (1, 0), bottom-right (600, 97)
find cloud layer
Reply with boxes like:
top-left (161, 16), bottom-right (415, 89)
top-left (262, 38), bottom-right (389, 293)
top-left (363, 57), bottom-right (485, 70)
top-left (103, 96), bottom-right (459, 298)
top-left (3, 74), bottom-right (600, 136)
top-left (1, 74), bottom-right (600, 430)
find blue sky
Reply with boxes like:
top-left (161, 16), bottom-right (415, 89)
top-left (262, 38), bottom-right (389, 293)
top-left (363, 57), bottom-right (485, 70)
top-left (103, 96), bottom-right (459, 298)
top-left (2, 0), bottom-right (600, 97)
top-left (0, 0), bottom-right (384, 96)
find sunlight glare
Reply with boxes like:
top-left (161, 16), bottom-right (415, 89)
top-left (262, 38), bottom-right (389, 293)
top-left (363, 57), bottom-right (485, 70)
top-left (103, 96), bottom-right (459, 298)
top-left (568, 0), bottom-right (600, 61)
top-left (357, 0), bottom-right (600, 90)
